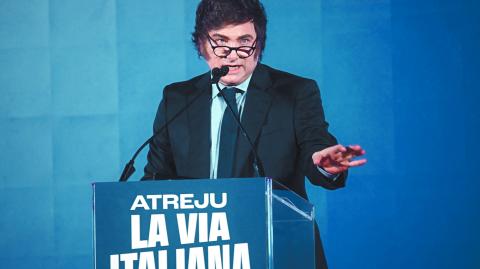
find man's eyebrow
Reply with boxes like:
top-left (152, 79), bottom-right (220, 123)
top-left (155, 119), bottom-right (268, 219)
top-left (210, 33), bottom-right (255, 40)
top-left (237, 34), bottom-right (255, 40)
top-left (210, 33), bottom-right (229, 39)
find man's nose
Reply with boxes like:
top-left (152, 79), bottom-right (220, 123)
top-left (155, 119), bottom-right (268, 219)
top-left (226, 49), bottom-right (239, 61)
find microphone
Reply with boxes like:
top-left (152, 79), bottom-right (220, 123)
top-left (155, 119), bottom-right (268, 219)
top-left (214, 69), bottom-right (265, 178)
top-left (119, 65), bottom-right (264, 181)
top-left (211, 65), bottom-right (229, 84)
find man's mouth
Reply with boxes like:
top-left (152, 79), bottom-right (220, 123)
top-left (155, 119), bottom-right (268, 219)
top-left (226, 65), bottom-right (241, 72)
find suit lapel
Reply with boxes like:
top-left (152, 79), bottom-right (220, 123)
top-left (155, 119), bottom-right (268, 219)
top-left (186, 73), bottom-right (211, 178)
top-left (234, 64), bottom-right (273, 177)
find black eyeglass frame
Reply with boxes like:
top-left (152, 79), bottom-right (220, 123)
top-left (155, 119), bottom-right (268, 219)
top-left (207, 35), bottom-right (257, 59)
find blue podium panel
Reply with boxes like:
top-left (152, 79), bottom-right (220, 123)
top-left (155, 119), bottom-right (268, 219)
top-left (93, 178), bottom-right (315, 269)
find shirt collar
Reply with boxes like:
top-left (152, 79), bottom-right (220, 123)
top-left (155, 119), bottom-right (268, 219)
top-left (211, 74), bottom-right (252, 99)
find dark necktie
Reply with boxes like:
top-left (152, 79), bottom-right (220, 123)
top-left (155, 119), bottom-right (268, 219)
top-left (217, 87), bottom-right (240, 178)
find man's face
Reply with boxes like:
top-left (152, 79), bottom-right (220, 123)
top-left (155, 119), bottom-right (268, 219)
top-left (203, 22), bottom-right (259, 86)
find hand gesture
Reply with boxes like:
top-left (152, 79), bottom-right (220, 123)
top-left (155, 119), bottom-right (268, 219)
top-left (312, 144), bottom-right (367, 175)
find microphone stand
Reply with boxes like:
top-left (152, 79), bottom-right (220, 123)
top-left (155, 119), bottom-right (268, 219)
top-left (119, 66), bottom-right (265, 181)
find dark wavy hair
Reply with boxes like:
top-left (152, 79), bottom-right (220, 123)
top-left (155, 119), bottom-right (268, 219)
top-left (192, 0), bottom-right (267, 60)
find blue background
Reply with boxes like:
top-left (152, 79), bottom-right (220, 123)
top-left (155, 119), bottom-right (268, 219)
top-left (0, 0), bottom-right (478, 268)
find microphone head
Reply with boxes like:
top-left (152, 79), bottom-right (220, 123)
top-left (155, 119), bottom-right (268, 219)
top-left (220, 65), bottom-right (229, 76)
top-left (211, 66), bottom-right (230, 84)
top-left (212, 67), bottom-right (222, 77)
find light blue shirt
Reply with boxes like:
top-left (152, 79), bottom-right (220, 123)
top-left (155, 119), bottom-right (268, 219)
top-left (209, 75), bottom-right (337, 180)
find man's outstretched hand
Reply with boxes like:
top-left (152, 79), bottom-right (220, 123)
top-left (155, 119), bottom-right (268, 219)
top-left (312, 144), bottom-right (367, 175)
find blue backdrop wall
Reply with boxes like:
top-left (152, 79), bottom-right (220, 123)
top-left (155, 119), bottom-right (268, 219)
top-left (1, 0), bottom-right (479, 268)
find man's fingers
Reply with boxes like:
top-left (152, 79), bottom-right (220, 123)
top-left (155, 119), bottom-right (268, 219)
top-left (346, 145), bottom-right (366, 156)
top-left (319, 152), bottom-right (348, 165)
top-left (330, 144), bottom-right (347, 154)
top-left (339, 152), bottom-right (355, 161)
top-left (346, 159), bottom-right (367, 167)
top-left (312, 144), bottom-right (367, 168)
top-left (347, 144), bottom-right (362, 150)
top-left (312, 152), bottom-right (327, 165)
top-left (331, 151), bottom-right (345, 160)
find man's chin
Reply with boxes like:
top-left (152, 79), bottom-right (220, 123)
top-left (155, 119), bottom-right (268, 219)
top-left (221, 74), bottom-right (245, 86)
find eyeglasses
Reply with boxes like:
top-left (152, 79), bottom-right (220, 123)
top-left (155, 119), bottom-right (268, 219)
top-left (207, 36), bottom-right (257, 59)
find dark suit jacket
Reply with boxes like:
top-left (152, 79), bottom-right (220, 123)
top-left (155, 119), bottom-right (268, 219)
top-left (143, 63), bottom-right (347, 268)
top-left (144, 63), bottom-right (346, 195)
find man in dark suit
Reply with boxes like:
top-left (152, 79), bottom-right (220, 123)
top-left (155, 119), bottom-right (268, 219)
top-left (143, 0), bottom-right (366, 268)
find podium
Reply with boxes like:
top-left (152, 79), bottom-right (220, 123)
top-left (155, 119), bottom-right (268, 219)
top-left (93, 178), bottom-right (315, 269)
